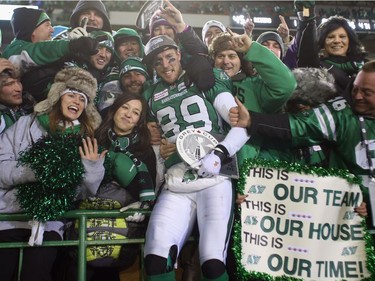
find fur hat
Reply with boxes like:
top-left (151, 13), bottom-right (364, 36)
top-left (256, 31), bottom-right (284, 59)
top-left (70, 0), bottom-right (111, 33)
top-left (202, 20), bottom-right (226, 41)
top-left (119, 57), bottom-right (149, 81)
top-left (143, 35), bottom-right (178, 65)
top-left (285, 67), bottom-right (337, 113)
top-left (34, 68), bottom-right (101, 129)
top-left (209, 32), bottom-right (238, 58)
top-left (11, 7), bottom-right (50, 42)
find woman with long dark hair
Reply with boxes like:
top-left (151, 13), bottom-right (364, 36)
top-left (294, 1), bottom-right (366, 92)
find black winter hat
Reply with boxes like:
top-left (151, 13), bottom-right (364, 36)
top-left (70, 0), bottom-right (111, 33)
top-left (11, 7), bottom-right (50, 42)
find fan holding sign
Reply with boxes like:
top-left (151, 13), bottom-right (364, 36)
top-left (229, 61), bottom-right (375, 280)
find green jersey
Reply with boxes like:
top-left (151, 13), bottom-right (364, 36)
top-left (143, 68), bottom-right (232, 143)
top-left (289, 96), bottom-right (373, 179)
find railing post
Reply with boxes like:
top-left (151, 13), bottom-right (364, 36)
top-left (78, 214), bottom-right (87, 281)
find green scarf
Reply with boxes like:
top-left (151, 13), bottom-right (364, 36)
top-left (37, 113), bottom-right (82, 135)
top-left (107, 129), bottom-right (155, 202)
top-left (322, 55), bottom-right (364, 76)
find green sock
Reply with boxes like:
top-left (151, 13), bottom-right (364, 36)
top-left (202, 271), bottom-right (229, 281)
top-left (147, 270), bottom-right (175, 281)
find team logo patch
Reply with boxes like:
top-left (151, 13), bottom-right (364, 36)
top-left (154, 89), bottom-right (168, 101)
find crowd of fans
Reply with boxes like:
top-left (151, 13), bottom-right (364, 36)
top-left (1, 1), bottom-right (374, 26)
top-left (0, 1), bottom-right (374, 281)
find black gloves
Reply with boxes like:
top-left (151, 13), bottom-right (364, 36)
top-left (185, 53), bottom-right (215, 91)
top-left (69, 36), bottom-right (98, 56)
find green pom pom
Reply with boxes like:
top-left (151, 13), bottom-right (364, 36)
top-left (16, 134), bottom-right (85, 221)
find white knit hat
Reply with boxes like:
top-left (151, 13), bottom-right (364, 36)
top-left (201, 20), bottom-right (226, 40)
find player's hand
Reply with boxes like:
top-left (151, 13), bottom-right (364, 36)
top-left (197, 151), bottom-right (221, 178)
top-left (229, 96), bottom-right (251, 128)
top-left (160, 138), bottom-right (177, 160)
top-left (276, 15), bottom-right (290, 43)
top-left (148, 122), bottom-right (162, 145)
top-left (157, 0), bottom-right (186, 33)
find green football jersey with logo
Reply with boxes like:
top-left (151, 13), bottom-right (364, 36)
top-left (289, 96), bottom-right (374, 179)
top-left (144, 68), bottom-right (232, 143)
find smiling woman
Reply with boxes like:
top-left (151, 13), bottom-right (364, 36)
top-left (294, 2), bottom-right (367, 93)
top-left (67, 93), bottom-right (157, 281)
top-left (0, 67), bottom-right (106, 281)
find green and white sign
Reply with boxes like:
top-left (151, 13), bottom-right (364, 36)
top-left (234, 159), bottom-right (375, 281)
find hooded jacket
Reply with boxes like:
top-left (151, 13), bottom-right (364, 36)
top-left (114, 28), bottom-right (145, 59)
top-left (70, 0), bottom-right (111, 33)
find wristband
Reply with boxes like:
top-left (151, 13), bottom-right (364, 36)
top-left (213, 144), bottom-right (230, 163)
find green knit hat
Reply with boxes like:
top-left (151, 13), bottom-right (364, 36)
top-left (119, 57), bottom-right (149, 80)
top-left (90, 30), bottom-right (114, 54)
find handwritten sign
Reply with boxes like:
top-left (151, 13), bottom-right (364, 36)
top-left (236, 161), bottom-right (373, 281)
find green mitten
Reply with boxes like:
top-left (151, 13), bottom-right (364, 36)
top-left (107, 151), bottom-right (137, 187)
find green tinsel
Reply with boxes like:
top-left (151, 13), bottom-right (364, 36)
top-left (233, 158), bottom-right (375, 281)
top-left (16, 134), bottom-right (85, 222)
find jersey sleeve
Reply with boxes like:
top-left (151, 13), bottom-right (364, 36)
top-left (203, 68), bottom-right (233, 103)
top-left (4, 40), bottom-right (70, 74)
top-left (243, 42), bottom-right (297, 113)
top-left (289, 97), bottom-right (350, 147)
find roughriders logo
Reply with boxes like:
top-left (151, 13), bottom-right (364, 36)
top-left (182, 169), bottom-right (199, 183)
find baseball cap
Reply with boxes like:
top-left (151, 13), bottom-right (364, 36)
top-left (143, 35), bottom-right (178, 65)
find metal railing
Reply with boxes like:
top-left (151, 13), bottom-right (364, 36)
top-left (0, 209), bottom-right (151, 281)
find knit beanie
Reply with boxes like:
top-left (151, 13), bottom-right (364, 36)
top-left (34, 67), bottom-right (101, 129)
top-left (90, 30), bottom-right (114, 54)
top-left (256, 31), bottom-right (284, 59)
top-left (114, 28), bottom-right (145, 58)
top-left (285, 67), bottom-right (337, 113)
top-left (11, 7), bottom-right (51, 42)
top-left (70, 0), bottom-right (111, 33)
top-left (149, 13), bottom-right (176, 37)
top-left (202, 20), bottom-right (226, 41)
top-left (119, 57), bottom-right (149, 81)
